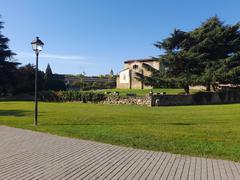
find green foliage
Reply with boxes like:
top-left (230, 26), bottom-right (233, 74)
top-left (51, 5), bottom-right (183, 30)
top-left (103, 81), bottom-right (115, 89)
top-left (15, 64), bottom-right (45, 94)
top-left (39, 90), bottom-right (106, 102)
top-left (71, 80), bottom-right (115, 90)
top-left (44, 64), bottom-right (66, 91)
top-left (45, 79), bottom-right (66, 91)
top-left (0, 18), bottom-right (19, 96)
top-left (92, 88), bottom-right (200, 96)
top-left (44, 64), bottom-right (53, 81)
top-left (135, 62), bottom-right (179, 88)
top-left (141, 16), bottom-right (240, 94)
top-left (110, 69), bottom-right (114, 76)
top-left (38, 90), bottom-right (61, 102)
top-left (91, 82), bottom-right (99, 90)
top-left (188, 17), bottom-right (240, 88)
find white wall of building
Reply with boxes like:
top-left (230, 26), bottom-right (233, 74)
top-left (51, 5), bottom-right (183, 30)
top-left (119, 69), bottom-right (130, 84)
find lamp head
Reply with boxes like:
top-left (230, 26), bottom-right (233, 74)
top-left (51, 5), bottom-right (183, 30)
top-left (31, 37), bottom-right (44, 53)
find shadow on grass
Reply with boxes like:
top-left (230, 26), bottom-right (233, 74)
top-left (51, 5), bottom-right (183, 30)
top-left (40, 122), bottom-right (196, 126)
top-left (166, 122), bottom-right (196, 126)
top-left (0, 110), bottom-right (32, 117)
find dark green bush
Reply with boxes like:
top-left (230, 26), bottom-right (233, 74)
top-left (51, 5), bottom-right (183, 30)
top-left (92, 92), bottom-right (106, 102)
top-left (38, 91), bottom-right (62, 102)
top-left (39, 90), bottom-right (106, 103)
top-left (45, 79), bottom-right (66, 91)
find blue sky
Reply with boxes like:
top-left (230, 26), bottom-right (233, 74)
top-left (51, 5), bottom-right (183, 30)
top-left (0, 0), bottom-right (240, 75)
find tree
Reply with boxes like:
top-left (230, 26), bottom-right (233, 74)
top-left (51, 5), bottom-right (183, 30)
top-left (45, 79), bottom-right (66, 91)
top-left (72, 80), bottom-right (86, 90)
top-left (139, 16), bottom-right (240, 93)
top-left (91, 82), bottom-right (99, 90)
top-left (189, 16), bottom-right (240, 90)
top-left (0, 17), bottom-right (19, 95)
top-left (150, 29), bottom-right (201, 94)
top-left (15, 64), bottom-right (45, 94)
top-left (110, 69), bottom-right (114, 76)
top-left (44, 64), bottom-right (66, 91)
top-left (44, 64), bottom-right (53, 81)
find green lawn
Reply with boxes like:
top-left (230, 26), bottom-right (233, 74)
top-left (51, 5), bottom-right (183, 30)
top-left (91, 88), bottom-right (201, 96)
top-left (1, 101), bottom-right (240, 161)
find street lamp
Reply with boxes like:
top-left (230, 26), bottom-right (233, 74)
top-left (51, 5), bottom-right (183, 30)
top-left (31, 37), bottom-right (44, 126)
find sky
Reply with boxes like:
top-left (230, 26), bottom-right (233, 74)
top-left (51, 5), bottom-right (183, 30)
top-left (0, 0), bottom-right (240, 75)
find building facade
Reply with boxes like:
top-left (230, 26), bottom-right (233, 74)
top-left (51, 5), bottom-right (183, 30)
top-left (54, 74), bottom-right (115, 90)
top-left (116, 59), bottom-right (160, 89)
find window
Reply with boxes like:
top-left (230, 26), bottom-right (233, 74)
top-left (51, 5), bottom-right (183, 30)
top-left (133, 64), bottom-right (138, 69)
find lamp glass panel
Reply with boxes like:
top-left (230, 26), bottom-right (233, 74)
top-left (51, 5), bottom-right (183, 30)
top-left (31, 43), bottom-right (37, 51)
top-left (36, 45), bottom-right (43, 51)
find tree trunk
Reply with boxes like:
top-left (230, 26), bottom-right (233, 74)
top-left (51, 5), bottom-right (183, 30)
top-left (206, 84), bottom-right (211, 91)
top-left (211, 84), bottom-right (218, 91)
top-left (184, 85), bottom-right (190, 94)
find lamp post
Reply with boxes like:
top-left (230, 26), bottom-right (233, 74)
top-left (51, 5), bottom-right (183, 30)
top-left (31, 37), bottom-right (44, 126)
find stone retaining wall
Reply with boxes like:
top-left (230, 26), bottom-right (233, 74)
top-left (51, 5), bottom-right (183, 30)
top-left (102, 90), bottom-right (240, 107)
top-left (102, 95), bottom-right (151, 106)
top-left (151, 90), bottom-right (240, 106)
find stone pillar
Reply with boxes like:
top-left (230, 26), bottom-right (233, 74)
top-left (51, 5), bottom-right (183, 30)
top-left (129, 69), bottom-right (132, 89)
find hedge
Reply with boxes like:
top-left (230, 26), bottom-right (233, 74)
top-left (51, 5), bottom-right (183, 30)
top-left (38, 90), bottom-right (106, 103)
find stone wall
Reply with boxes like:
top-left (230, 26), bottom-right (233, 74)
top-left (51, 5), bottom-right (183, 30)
top-left (102, 95), bottom-right (151, 106)
top-left (100, 90), bottom-right (240, 107)
top-left (151, 90), bottom-right (240, 106)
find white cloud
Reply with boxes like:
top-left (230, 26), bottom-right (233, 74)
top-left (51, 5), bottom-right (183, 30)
top-left (16, 52), bottom-right (96, 65)
top-left (41, 54), bottom-right (91, 60)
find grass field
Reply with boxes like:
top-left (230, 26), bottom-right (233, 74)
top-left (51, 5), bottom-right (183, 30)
top-left (91, 88), bottom-right (201, 96)
top-left (1, 101), bottom-right (240, 161)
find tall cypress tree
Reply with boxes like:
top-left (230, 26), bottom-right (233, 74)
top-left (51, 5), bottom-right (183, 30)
top-left (44, 63), bottom-right (53, 81)
top-left (0, 17), bottom-right (19, 95)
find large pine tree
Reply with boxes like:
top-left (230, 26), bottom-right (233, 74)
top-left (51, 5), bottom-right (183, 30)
top-left (0, 18), bottom-right (19, 95)
top-left (186, 16), bottom-right (240, 90)
top-left (139, 16), bottom-right (240, 93)
top-left (140, 29), bottom-right (201, 94)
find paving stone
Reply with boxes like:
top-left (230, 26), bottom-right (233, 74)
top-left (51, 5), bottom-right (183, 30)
top-left (0, 126), bottom-right (239, 180)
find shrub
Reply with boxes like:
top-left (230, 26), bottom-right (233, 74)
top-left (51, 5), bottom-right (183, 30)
top-left (45, 79), bottom-right (66, 91)
top-left (38, 90), bottom-right (106, 103)
top-left (92, 92), bottom-right (106, 102)
top-left (38, 91), bottom-right (61, 102)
